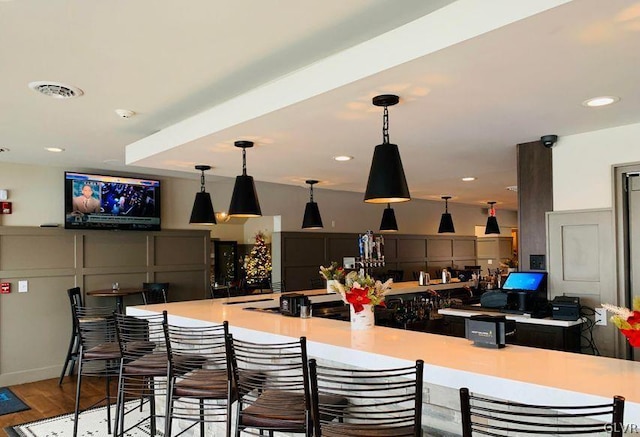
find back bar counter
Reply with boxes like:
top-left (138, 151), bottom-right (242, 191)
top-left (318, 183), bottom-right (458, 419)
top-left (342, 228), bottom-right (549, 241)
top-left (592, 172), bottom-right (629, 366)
top-left (130, 281), bottom-right (640, 427)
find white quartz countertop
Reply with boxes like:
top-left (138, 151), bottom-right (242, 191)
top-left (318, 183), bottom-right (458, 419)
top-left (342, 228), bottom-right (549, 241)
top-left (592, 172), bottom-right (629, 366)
top-left (130, 283), bottom-right (640, 421)
top-left (438, 307), bottom-right (584, 327)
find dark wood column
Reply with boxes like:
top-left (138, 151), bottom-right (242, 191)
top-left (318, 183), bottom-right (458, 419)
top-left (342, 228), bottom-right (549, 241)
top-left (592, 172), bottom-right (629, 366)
top-left (517, 140), bottom-right (553, 271)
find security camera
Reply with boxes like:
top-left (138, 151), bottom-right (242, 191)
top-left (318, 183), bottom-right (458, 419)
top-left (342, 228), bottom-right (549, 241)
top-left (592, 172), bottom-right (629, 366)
top-left (541, 134), bottom-right (558, 148)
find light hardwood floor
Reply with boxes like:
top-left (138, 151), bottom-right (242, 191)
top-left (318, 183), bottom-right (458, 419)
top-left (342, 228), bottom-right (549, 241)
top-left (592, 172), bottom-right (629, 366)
top-left (0, 375), bottom-right (117, 432)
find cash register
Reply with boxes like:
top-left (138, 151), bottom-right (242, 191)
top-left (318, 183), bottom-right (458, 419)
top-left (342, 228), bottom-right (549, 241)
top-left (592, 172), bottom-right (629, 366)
top-left (480, 271), bottom-right (548, 315)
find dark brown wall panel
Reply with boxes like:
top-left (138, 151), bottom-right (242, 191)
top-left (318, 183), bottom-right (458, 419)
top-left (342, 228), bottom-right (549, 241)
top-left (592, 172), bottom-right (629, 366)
top-left (327, 237), bottom-right (359, 262)
top-left (517, 140), bottom-right (553, 271)
top-left (383, 238), bottom-right (398, 260)
top-left (284, 237), bottom-right (325, 266)
top-left (397, 238), bottom-right (427, 260)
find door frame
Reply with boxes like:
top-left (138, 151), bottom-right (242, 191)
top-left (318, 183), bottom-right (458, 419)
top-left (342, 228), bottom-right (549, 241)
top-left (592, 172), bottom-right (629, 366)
top-left (614, 162), bottom-right (640, 359)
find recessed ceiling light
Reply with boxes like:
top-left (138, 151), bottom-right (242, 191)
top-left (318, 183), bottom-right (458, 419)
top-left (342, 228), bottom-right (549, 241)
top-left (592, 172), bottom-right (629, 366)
top-left (0, 147), bottom-right (10, 153)
top-left (333, 155), bottom-right (353, 162)
top-left (582, 96), bottom-right (620, 107)
top-left (461, 177), bottom-right (476, 182)
top-left (45, 147), bottom-right (65, 153)
top-left (28, 81), bottom-right (84, 99)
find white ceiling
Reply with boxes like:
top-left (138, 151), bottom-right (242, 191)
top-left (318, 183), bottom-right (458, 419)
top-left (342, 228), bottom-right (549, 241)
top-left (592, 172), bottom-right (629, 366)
top-left (2, 0), bottom-right (640, 211)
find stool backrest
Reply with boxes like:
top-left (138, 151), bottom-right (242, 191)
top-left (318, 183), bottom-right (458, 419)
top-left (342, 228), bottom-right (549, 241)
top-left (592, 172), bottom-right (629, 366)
top-left (142, 282), bottom-right (169, 304)
top-left (459, 387), bottom-right (625, 436)
top-left (309, 358), bottom-right (424, 437)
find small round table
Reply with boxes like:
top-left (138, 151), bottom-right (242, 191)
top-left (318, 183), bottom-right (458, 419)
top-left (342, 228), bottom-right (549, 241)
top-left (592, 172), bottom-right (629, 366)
top-left (86, 288), bottom-right (145, 313)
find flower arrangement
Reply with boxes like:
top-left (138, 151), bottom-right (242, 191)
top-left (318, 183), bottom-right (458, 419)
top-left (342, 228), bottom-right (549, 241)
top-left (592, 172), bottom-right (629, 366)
top-left (332, 271), bottom-right (393, 313)
top-left (500, 255), bottom-right (518, 269)
top-left (602, 298), bottom-right (640, 347)
top-left (319, 262), bottom-right (346, 281)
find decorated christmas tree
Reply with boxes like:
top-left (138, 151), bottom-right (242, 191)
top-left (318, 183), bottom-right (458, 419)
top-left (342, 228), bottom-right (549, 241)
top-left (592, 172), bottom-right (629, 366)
top-left (245, 231), bottom-right (272, 284)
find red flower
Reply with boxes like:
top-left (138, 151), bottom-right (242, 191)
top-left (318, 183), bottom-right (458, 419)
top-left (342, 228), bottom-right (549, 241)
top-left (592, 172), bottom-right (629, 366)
top-left (621, 311), bottom-right (640, 347)
top-left (346, 286), bottom-right (371, 313)
top-left (621, 329), bottom-right (640, 347)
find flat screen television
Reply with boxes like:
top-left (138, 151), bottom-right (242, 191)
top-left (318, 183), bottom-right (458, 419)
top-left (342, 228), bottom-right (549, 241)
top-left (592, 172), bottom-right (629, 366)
top-left (64, 171), bottom-right (161, 231)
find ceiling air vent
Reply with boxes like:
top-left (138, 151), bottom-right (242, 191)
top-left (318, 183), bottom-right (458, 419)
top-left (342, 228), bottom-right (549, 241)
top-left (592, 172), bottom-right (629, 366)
top-left (28, 81), bottom-right (84, 99)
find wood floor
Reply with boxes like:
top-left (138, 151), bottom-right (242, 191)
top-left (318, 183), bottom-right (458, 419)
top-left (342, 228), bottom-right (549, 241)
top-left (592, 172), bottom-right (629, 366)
top-left (0, 375), bottom-right (117, 432)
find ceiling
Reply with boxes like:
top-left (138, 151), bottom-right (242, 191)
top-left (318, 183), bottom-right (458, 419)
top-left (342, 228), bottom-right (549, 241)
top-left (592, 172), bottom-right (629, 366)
top-left (2, 0), bottom-right (640, 211)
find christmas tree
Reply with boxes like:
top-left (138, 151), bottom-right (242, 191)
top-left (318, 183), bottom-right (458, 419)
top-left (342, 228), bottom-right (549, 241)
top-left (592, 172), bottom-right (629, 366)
top-left (245, 231), bottom-right (272, 284)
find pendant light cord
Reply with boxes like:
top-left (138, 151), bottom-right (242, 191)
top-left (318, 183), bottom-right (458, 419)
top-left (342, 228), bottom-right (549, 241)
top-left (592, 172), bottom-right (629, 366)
top-left (242, 147), bottom-right (247, 176)
top-left (382, 106), bottom-right (390, 144)
top-left (445, 197), bottom-right (449, 213)
top-left (199, 169), bottom-right (206, 192)
top-left (309, 183), bottom-right (314, 202)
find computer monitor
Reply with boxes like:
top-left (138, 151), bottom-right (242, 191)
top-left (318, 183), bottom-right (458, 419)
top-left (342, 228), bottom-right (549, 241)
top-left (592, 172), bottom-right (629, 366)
top-left (502, 272), bottom-right (547, 313)
top-left (502, 272), bottom-right (546, 292)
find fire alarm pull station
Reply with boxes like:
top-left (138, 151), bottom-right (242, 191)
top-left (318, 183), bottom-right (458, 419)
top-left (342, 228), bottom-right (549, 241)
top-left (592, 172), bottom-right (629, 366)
top-left (0, 283), bottom-right (10, 294)
top-left (1, 202), bottom-right (11, 214)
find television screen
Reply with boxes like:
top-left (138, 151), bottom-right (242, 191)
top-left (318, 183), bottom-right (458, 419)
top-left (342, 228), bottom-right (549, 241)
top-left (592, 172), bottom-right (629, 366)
top-left (502, 272), bottom-right (546, 292)
top-left (65, 171), bottom-right (161, 231)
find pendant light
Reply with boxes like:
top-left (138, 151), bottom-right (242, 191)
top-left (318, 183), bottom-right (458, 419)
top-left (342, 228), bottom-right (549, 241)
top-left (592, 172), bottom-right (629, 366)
top-left (229, 140), bottom-right (262, 217)
top-left (189, 165), bottom-right (216, 225)
top-left (302, 180), bottom-right (323, 229)
top-left (364, 94), bottom-right (411, 204)
top-left (438, 196), bottom-right (455, 233)
top-left (484, 201), bottom-right (501, 234)
top-left (379, 203), bottom-right (398, 232)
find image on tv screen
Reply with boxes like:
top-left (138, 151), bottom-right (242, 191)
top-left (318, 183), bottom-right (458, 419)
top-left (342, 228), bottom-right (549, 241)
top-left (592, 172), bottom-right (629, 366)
top-left (65, 172), bottom-right (161, 231)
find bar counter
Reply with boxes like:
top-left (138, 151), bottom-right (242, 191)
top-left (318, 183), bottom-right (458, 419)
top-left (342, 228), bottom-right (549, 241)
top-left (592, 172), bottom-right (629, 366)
top-left (130, 282), bottom-right (640, 423)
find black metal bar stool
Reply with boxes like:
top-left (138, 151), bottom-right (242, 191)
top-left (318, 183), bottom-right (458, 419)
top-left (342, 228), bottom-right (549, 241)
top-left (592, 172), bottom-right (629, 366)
top-left (59, 286), bottom-right (83, 385)
top-left (226, 335), bottom-right (312, 437)
top-left (308, 359), bottom-right (423, 437)
top-left (72, 302), bottom-right (121, 437)
top-left (163, 320), bottom-right (232, 436)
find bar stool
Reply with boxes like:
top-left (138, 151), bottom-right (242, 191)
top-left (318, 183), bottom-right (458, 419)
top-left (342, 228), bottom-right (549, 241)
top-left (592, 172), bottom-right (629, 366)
top-left (308, 359), bottom-right (423, 437)
top-left (163, 320), bottom-right (231, 436)
top-left (72, 303), bottom-right (121, 437)
top-left (459, 388), bottom-right (625, 436)
top-left (59, 287), bottom-right (83, 385)
top-left (113, 311), bottom-right (167, 437)
top-left (226, 335), bottom-right (311, 437)
top-left (142, 282), bottom-right (169, 304)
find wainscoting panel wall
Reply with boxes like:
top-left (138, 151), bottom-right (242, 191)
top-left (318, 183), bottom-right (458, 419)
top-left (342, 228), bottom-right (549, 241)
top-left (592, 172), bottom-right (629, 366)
top-left (281, 232), bottom-right (477, 291)
top-left (0, 226), bottom-right (210, 386)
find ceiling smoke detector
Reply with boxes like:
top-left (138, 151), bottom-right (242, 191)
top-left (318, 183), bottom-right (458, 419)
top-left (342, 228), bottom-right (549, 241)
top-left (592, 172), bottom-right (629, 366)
top-left (506, 185), bottom-right (518, 192)
top-left (115, 109), bottom-right (136, 119)
top-left (28, 81), bottom-right (84, 99)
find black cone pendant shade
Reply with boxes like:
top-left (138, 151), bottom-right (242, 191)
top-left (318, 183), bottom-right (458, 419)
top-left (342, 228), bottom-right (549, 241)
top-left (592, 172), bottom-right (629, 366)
top-left (189, 165), bottom-right (216, 225)
top-left (229, 140), bottom-right (262, 218)
top-left (438, 196), bottom-right (455, 233)
top-left (364, 94), bottom-right (411, 204)
top-left (302, 180), bottom-right (323, 229)
top-left (484, 201), bottom-right (501, 234)
top-left (380, 203), bottom-right (398, 232)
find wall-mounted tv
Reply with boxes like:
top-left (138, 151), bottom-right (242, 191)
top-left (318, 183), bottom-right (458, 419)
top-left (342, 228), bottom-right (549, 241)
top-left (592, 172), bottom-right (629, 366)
top-left (65, 171), bottom-right (161, 231)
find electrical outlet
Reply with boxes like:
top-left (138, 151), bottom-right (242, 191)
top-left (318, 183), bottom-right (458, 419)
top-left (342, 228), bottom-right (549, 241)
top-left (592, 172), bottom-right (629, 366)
top-left (595, 307), bottom-right (607, 326)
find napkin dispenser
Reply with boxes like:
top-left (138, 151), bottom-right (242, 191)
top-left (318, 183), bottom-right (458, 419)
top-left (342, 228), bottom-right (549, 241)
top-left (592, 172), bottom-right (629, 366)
top-left (465, 315), bottom-right (516, 349)
top-left (280, 293), bottom-right (309, 317)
